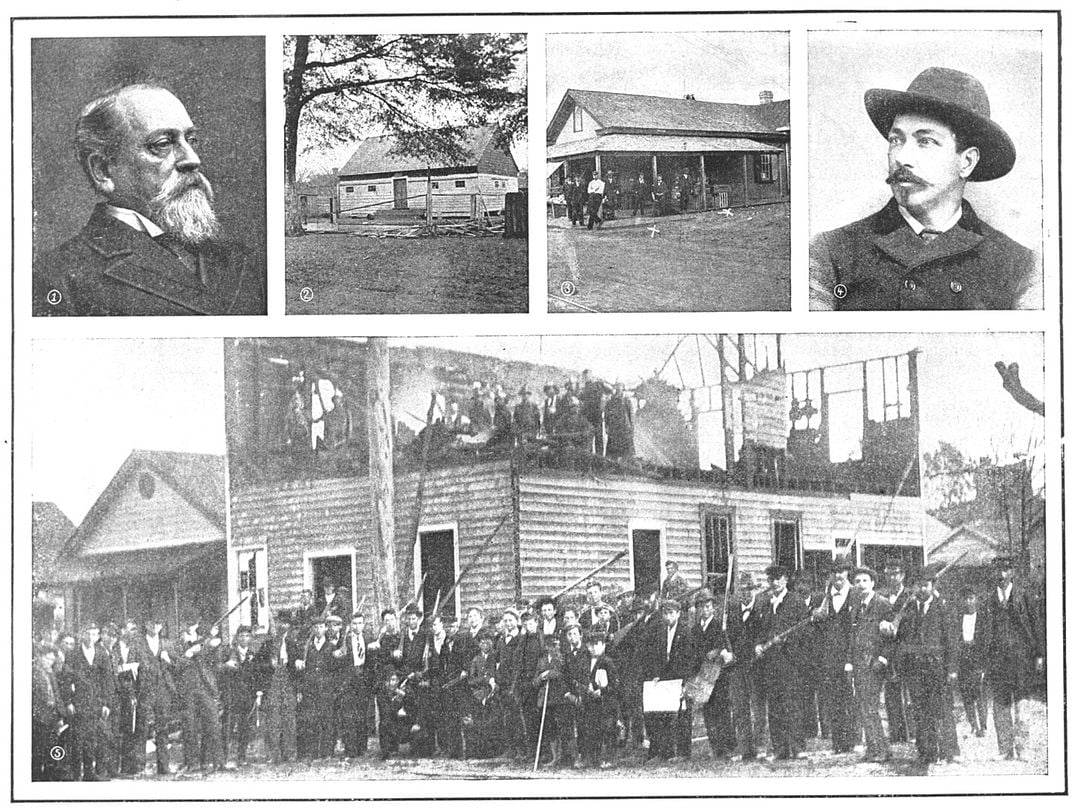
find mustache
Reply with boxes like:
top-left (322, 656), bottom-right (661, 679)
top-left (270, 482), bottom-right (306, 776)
top-left (886, 167), bottom-right (929, 186)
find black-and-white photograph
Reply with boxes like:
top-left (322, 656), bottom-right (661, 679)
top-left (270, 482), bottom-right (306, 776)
top-left (28, 333), bottom-right (1049, 789)
top-left (808, 30), bottom-right (1043, 311)
top-left (283, 35), bottom-right (529, 315)
top-left (545, 32), bottom-right (790, 313)
top-left (30, 36), bottom-right (267, 317)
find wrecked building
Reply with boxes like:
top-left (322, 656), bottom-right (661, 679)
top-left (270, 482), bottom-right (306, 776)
top-left (224, 336), bottom-right (927, 631)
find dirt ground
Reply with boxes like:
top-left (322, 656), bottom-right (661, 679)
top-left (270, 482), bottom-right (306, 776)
top-left (286, 234), bottom-right (528, 314)
top-left (148, 698), bottom-right (1046, 787)
top-left (547, 204), bottom-right (790, 313)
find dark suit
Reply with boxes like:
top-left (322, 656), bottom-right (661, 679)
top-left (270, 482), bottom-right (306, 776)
top-left (59, 644), bottom-right (116, 780)
top-left (33, 204), bottom-right (266, 317)
top-left (849, 593), bottom-right (894, 759)
top-left (813, 587), bottom-right (859, 753)
top-left (32, 663), bottom-right (63, 781)
top-left (172, 640), bottom-right (224, 770)
top-left (220, 644), bottom-right (258, 763)
top-left (695, 612), bottom-right (735, 757)
top-left (132, 634), bottom-right (176, 774)
top-left (494, 632), bottom-right (526, 757)
top-left (296, 637), bottom-right (338, 759)
top-left (957, 609), bottom-right (988, 735)
top-left (642, 620), bottom-right (696, 759)
top-left (254, 630), bottom-right (300, 763)
top-left (754, 590), bottom-right (809, 758)
top-left (810, 198), bottom-right (1038, 310)
top-left (580, 654), bottom-right (619, 765)
top-left (723, 596), bottom-right (768, 758)
top-left (984, 584), bottom-right (1043, 757)
top-left (882, 586), bottom-right (912, 742)
top-left (896, 596), bottom-right (959, 763)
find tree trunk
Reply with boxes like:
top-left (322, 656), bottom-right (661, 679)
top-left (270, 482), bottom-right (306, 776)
top-left (365, 339), bottom-right (398, 617)
top-left (284, 36), bottom-right (310, 237)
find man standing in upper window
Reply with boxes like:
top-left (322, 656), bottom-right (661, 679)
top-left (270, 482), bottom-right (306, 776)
top-left (810, 67), bottom-right (1038, 310)
top-left (33, 83), bottom-right (266, 316)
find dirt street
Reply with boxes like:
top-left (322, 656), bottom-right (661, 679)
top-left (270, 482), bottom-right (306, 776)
top-left (286, 234), bottom-right (528, 314)
top-left (147, 698), bottom-right (1046, 787)
top-left (547, 204), bottom-right (790, 313)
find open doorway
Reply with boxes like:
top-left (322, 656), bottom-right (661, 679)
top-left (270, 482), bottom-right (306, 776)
top-left (308, 553), bottom-right (354, 617)
top-left (630, 525), bottom-right (663, 599)
top-left (416, 527), bottom-right (458, 618)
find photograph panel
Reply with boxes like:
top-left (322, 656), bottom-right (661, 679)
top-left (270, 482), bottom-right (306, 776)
top-left (808, 30), bottom-right (1043, 311)
top-left (30, 36), bottom-right (268, 317)
top-left (26, 333), bottom-right (1050, 792)
top-left (282, 34), bottom-right (529, 315)
top-left (545, 32), bottom-right (790, 313)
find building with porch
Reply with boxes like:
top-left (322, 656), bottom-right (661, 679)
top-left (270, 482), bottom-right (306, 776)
top-left (337, 126), bottom-right (519, 219)
top-left (49, 450), bottom-right (228, 636)
top-left (546, 89), bottom-right (789, 212)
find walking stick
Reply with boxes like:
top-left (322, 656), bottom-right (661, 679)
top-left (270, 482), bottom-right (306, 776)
top-left (533, 681), bottom-right (551, 773)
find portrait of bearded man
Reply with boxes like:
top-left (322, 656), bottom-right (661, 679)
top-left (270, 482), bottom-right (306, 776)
top-left (32, 52), bottom-right (266, 317)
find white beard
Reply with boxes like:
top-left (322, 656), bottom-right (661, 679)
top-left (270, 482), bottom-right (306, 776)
top-left (148, 171), bottom-right (220, 246)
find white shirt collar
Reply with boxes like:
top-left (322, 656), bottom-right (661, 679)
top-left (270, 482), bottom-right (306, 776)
top-left (104, 204), bottom-right (164, 237)
top-left (897, 204), bottom-right (962, 236)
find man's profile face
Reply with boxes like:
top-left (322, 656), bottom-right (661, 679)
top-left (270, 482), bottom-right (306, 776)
top-left (99, 86), bottom-right (218, 244)
top-left (886, 112), bottom-right (978, 218)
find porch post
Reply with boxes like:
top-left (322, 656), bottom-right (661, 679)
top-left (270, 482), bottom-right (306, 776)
top-left (651, 154), bottom-right (658, 182)
top-left (700, 154), bottom-right (708, 211)
top-left (742, 155), bottom-right (750, 206)
top-left (594, 154), bottom-right (602, 176)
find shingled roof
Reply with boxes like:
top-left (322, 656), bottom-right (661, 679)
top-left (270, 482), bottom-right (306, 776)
top-left (339, 126), bottom-right (517, 178)
top-left (547, 89), bottom-right (790, 145)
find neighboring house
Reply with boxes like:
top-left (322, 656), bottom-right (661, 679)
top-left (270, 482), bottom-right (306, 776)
top-left (32, 501), bottom-right (75, 635)
top-left (546, 88), bottom-right (790, 210)
top-left (337, 126), bottom-right (519, 218)
top-left (50, 450), bottom-right (230, 636)
top-left (225, 337), bottom-right (927, 625)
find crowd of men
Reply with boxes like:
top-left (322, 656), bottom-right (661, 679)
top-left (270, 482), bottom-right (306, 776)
top-left (31, 555), bottom-right (1044, 780)
top-left (561, 169), bottom-right (704, 230)
top-left (419, 369), bottom-right (635, 461)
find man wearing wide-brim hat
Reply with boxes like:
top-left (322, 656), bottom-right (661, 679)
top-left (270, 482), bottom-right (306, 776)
top-left (811, 66), bottom-right (1038, 311)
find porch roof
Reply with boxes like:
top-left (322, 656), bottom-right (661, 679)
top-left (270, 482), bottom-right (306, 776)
top-left (548, 133), bottom-right (784, 160)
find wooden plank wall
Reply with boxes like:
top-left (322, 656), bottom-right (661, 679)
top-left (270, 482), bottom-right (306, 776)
top-left (338, 174), bottom-right (518, 217)
top-left (231, 460), bottom-right (519, 618)
top-left (518, 472), bottom-right (923, 600)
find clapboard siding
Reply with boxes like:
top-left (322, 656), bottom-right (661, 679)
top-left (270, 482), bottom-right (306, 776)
top-left (231, 461), bottom-right (519, 618)
top-left (232, 462), bottom-right (922, 618)
top-left (339, 173), bottom-right (518, 217)
top-left (518, 473), bottom-right (923, 599)
top-left (80, 466), bottom-right (223, 554)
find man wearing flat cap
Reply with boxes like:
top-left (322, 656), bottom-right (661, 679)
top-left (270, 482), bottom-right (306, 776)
top-left (811, 66), bottom-right (1038, 310)
top-left (33, 83), bottom-right (266, 317)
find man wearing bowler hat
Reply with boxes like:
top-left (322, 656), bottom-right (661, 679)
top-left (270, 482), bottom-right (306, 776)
top-left (811, 66), bottom-right (1038, 310)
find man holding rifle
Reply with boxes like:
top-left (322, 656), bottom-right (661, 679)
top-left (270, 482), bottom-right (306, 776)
top-left (172, 617), bottom-right (225, 773)
top-left (848, 566), bottom-right (894, 762)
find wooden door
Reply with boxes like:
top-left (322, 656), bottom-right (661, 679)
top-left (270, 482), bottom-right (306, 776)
top-left (393, 178), bottom-right (408, 209)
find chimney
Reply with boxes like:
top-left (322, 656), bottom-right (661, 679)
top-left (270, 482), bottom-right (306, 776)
top-left (759, 90), bottom-right (774, 105)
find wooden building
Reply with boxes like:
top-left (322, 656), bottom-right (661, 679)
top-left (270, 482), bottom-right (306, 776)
top-left (546, 89), bottom-right (789, 210)
top-left (32, 501), bottom-right (75, 637)
top-left (337, 126), bottom-right (519, 219)
top-left (225, 337), bottom-right (927, 630)
top-left (49, 450), bottom-right (228, 636)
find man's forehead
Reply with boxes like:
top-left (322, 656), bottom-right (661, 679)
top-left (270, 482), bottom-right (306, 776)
top-left (115, 87), bottom-right (195, 135)
top-left (889, 112), bottom-right (955, 138)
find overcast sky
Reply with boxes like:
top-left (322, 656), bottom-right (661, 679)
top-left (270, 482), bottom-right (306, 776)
top-left (31, 334), bottom-right (1043, 524)
top-left (545, 31), bottom-right (790, 125)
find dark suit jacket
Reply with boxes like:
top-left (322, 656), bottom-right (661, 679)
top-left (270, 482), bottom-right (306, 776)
top-left (753, 590), bottom-right (809, 676)
top-left (813, 588), bottom-right (858, 674)
top-left (810, 198), bottom-right (1038, 310)
top-left (643, 621), bottom-right (697, 682)
top-left (60, 644), bottom-right (117, 716)
top-left (983, 584), bottom-right (1043, 690)
top-left (723, 596), bottom-right (763, 670)
top-left (849, 593), bottom-right (894, 668)
top-left (33, 204), bottom-right (266, 317)
top-left (253, 631), bottom-right (302, 691)
top-left (896, 596), bottom-right (959, 677)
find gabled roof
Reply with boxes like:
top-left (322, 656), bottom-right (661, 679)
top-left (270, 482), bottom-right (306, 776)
top-left (339, 126), bottom-right (514, 177)
top-left (928, 523), bottom-right (1006, 566)
top-left (32, 501), bottom-right (75, 585)
top-left (66, 450), bottom-right (225, 555)
top-left (547, 89), bottom-right (791, 145)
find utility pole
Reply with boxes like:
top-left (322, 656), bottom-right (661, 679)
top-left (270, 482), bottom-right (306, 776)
top-left (366, 338), bottom-right (399, 615)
